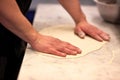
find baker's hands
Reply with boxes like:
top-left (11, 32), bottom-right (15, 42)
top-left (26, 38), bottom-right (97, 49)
top-left (74, 21), bottom-right (110, 41)
top-left (30, 34), bottom-right (81, 57)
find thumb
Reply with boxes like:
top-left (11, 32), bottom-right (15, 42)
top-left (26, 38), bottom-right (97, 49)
top-left (75, 27), bottom-right (85, 38)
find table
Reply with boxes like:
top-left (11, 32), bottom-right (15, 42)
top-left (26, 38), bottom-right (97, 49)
top-left (18, 4), bottom-right (120, 80)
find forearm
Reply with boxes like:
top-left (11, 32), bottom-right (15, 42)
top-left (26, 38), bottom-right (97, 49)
top-left (58, 0), bottom-right (86, 24)
top-left (0, 0), bottom-right (39, 44)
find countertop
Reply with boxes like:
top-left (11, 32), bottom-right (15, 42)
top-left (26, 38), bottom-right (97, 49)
top-left (18, 4), bottom-right (120, 80)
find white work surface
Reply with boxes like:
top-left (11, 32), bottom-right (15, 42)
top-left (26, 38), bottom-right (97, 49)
top-left (18, 4), bottom-right (120, 80)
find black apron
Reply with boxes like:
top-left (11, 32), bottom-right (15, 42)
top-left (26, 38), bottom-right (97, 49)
top-left (0, 0), bottom-right (32, 80)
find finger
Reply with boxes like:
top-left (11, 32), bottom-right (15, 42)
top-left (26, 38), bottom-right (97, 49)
top-left (99, 33), bottom-right (110, 41)
top-left (47, 48), bottom-right (67, 57)
top-left (90, 33), bottom-right (103, 42)
top-left (64, 42), bottom-right (82, 53)
top-left (75, 27), bottom-right (86, 38)
top-left (78, 31), bottom-right (86, 38)
top-left (95, 35), bottom-right (103, 42)
top-left (59, 48), bottom-right (78, 55)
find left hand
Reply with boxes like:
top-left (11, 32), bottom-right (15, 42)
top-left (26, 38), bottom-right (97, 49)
top-left (74, 21), bottom-right (110, 41)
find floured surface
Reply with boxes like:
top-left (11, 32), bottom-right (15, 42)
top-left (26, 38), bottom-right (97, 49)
top-left (18, 5), bottom-right (120, 80)
top-left (38, 25), bottom-right (106, 58)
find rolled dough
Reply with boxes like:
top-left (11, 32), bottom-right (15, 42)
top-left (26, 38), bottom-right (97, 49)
top-left (38, 25), bottom-right (106, 58)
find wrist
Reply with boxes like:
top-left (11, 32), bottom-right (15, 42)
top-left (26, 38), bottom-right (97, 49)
top-left (74, 15), bottom-right (87, 24)
top-left (24, 28), bottom-right (40, 44)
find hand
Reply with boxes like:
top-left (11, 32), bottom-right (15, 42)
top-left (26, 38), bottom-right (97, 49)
top-left (30, 34), bottom-right (81, 57)
top-left (74, 21), bottom-right (110, 41)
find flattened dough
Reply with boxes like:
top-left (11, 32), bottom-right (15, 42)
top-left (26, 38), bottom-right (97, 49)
top-left (38, 25), bottom-right (106, 58)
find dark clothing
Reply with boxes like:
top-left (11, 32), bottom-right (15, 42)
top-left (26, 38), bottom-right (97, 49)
top-left (0, 0), bottom-right (32, 80)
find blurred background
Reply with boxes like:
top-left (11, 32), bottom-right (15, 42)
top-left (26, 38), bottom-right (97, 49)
top-left (26, 0), bottom-right (96, 23)
top-left (30, 0), bottom-right (95, 10)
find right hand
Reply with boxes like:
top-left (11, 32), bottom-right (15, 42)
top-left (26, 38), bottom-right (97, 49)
top-left (30, 34), bottom-right (81, 57)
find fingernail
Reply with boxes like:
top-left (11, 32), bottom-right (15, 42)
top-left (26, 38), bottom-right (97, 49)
top-left (104, 36), bottom-right (110, 40)
top-left (61, 53), bottom-right (67, 57)
top-left (78, 32), bottom-right (85, 38)
top-left (78, 50), bottom-right (82, 54)
top-left (73, 51), bottom-right (78, 55)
